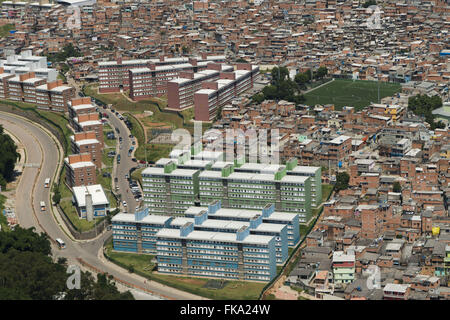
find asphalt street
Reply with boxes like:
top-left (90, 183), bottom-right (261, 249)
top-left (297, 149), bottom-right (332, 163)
top-left (0, 111), bottom-right (205, 300)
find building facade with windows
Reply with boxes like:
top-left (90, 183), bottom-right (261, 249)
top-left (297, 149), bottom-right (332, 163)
top-left (155, 222), bottom-right (277, 282)
top-left (98, 54), bottom-right (225, 94)
top-left (142, 162), bottom-right (200, 215)
top-left (194, 64), bottom-right (260, 121)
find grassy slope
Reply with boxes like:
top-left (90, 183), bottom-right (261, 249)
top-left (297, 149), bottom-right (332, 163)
top-left (304, 79), bottom-right (401, 110)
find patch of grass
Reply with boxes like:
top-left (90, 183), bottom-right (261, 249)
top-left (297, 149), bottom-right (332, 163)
top-left (96, 168), bottom-right (117, 209)
top-left (322, 184), bottom-right (333, 202)
top-left (136, 144), bottom-right (172, 163)
top-left (131, 167), bottom-right (144, 186)
top-left (102, 148), bottom-right (114, 168)
top-left (84, 84), bottom-right (196, 133)
top-left (103, 123), bottom-right (117, 148)
top-left (106, 241), bottom-right (155, 272)
top-left (36, 110), bottom-right (72, 155)
top-left (304, 79), bottom-right (401, 110)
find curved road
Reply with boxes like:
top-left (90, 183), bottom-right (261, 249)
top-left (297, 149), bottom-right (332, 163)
top-left (0, 111), bottom-right (205, 301)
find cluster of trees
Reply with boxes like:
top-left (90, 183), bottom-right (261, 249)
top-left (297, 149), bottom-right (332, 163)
top-left (47, 43), bottom-right (82, 64)
top-left (362, 0), bottom-right (377, 8)
top-left (252, 66), bottom-right (306, 105)
top-left (252, 66), bottom-right (329, 105)
top-left (294, 66), bottom-right (328, 89)
top-left (335, 172), bottom-right (350, 192)
top-left (0, 125), bottom-right (20, 190)
top-left (408, 94), bottom-right (445, 130)
top-left (0, 226), bottom-right (134, 300)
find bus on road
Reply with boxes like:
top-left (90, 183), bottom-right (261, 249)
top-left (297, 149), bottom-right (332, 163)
top-left (55, 238), bottom-right (66, 249)
top-left (40, 201), bottom-right (46, 211)
top-left (44, 178), bottom-right (50, 188)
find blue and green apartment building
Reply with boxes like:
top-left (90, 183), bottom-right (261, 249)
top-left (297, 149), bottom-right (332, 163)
top-left (143, 157), bottom-right (315, 222)
top-left (141, 162), bottom-right (200, 215)
top-left (155, 222), bottom-right (277, 282)
top-left (198, 162), bottom-right (312, 223)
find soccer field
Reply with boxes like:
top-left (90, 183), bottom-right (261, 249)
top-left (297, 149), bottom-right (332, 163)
top-left (304, 79), bottom-right (402, 110)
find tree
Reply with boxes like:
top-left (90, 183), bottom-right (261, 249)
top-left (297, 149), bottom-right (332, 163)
top-left (0, 226), bottom-right (134, 300)
top-left (294, 72), bottom-right (309, 89)
top-left (271, 67), bottom-right (289, 85)
top-left (362, 0), bottom-right (377, 8)
top-left (52, 191), bottom-right (61, 205)
top-left (335, 172), bottom-right (350, 191)
top-left (408, 94), bottom-right (442, 129)
top-left (393, 182), bottom-right (402, 193)
top-left (251, 92), bottom-right (265, 104)
top-left (315, 66), bottom-right (328, 80)
top-left (236, 58), bottom-right (248, 63)
top-left (0, 125), bottom-right (20, 187)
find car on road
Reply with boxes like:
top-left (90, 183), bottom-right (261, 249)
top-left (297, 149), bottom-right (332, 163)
top-left (125, 173), bottom-right (129, 179)
top-left (131, 158), bottom-right (137, 162)
top-left (115, 127), bottom-right (120, 134)
top-left (129, 135), bottom-right (134, 139)
top-left (122, 201), bottom-right (127, 207)
top-left (117, 154), bottom-right (121, 163)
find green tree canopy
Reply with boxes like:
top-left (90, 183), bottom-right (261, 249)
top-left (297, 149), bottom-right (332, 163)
top-left (335, 172), bottom-right (350, 191)
top-left (0, 125), bottom-right (19, 187)
top-left (408, 94), bottom-right (443, 129)
top-left (0, 226), bottom-right (134, 300)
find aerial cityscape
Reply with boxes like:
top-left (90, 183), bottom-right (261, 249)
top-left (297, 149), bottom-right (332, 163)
top-left (0, 0), bottom-right (448, 304)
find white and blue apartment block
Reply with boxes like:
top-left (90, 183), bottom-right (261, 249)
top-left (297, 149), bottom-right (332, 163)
top-left (112, 208), bottom-right (173, 253)
top-left (169, 207), bottom-right (288, 265)
top-left (111, 201), bottom-right (299, 281)
top-left (156, 222), bottom-right (277, 282)
top-left (185, 201), bottom-right (300, 247)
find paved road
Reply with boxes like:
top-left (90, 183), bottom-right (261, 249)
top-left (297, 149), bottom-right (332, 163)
top-left (0, 111), bottom-right (205, 300)
top-left (69, 75), bottom-right (140, 213)
top-left (102, 107), bottom-right (140, 213)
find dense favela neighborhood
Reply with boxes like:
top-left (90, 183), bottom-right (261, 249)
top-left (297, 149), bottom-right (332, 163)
top-left (0, 0), bottom-right (448, 302)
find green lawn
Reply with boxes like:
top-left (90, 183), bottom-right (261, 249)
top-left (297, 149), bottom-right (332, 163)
top-left (123, 112), bottom-right (173, 162)
top-left (102, 148), bottom-right (114, 168)
top-left (103, 123), bottom-right (117, 148)
top-left (35, 110), bottom-right (72, 156)
top-left (105, 240), bottom-right (265, 300)
top-left (304, 79), bottom-right (401, 110)
top-left (136, 144), bottom-right (173, 163)
top-left (321, 184), bottom-right (334, 202)
top-left (131, 167), bottom-right (144, 185)
top-left (96, 168), bottom-right (117, 209)
top-left (84, 84), bottom-right (201, 134)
